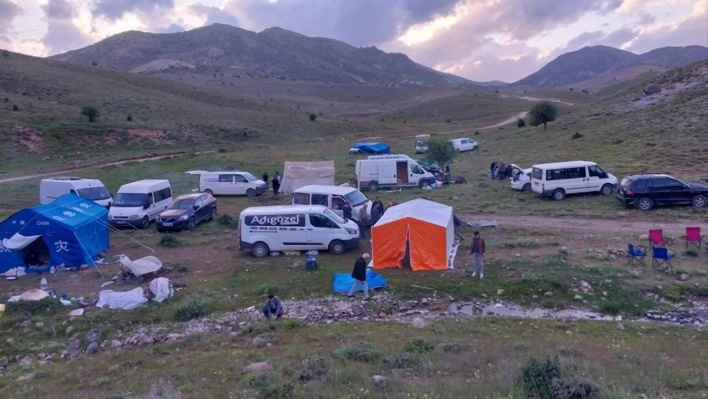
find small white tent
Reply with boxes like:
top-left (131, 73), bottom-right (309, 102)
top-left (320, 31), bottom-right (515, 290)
top-left (278, 161), bottom-right (335, 195)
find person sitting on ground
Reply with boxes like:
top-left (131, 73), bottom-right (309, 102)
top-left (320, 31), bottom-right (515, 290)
top-left (262, 294), bottom-right (283, 320)
top-left (455, 175), bottom-right (467, 184)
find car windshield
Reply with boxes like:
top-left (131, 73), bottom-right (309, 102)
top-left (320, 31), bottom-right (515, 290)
top-left (113, 193), bottom-right (147, 207)
top-left (77, 187), bottom-right (111, 200)
top-left (344, 190), bottom-right (368, 206)
top-left (324, 208), bottom-right (346, 224)
top-left (168, 199), bottom-right (195, 210)
top-left (242, 172), bottom-right (258, 182)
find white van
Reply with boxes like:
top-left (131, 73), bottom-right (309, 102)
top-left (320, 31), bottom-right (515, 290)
top-left (531, 161), bottom-right (618, 201)
top-left (40, 177), bottom-right (113, 208)
top-left (448, 138), bottom-right (478, 152)
top-left (355, 154), bottom-right (435, 192)
top-left (185, 170), bottom-right (267, 197)
top-left (239, 205), bottom-right (360, 257)
top-left (415, 134), bottom-right (430, 154)
top-left (108, 180), bottom-right (172, 228)
top-left (292, 185), bottom-right (372, 218)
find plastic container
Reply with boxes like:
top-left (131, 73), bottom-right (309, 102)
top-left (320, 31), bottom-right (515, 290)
top-left (306, 256), bottom-right (317, 271)
top-left (50, 266), bottom-right (56, 275)
top-left (40, 277), bottom-right (48, 290)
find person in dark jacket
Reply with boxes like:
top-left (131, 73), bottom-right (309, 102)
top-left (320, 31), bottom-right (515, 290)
top-left (347, 253), bottom-right (371, 300)
top-left (469, 231), bottom-right (486, 279)
top-left (262, 294), bottom-right (283, 320)
top-left (342, 201), bottom-right (353, 221)
top-left (372, 197), bottom-right (385, 216)
top-left (271, 172), bottom-right (281, 198)
top-left (262, 172), bottom-right (269, 189)
top-left (490, 161), bottom-right (497, 179)
top-left (453, 214), bottom-right (464, 241)
top-left (504, 164), bottom-right (513, 180)
top-left (371, 204), bottom-right (381, 226)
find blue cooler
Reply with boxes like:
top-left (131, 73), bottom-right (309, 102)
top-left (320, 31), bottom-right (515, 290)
top-left (306, 256), bottom-right (317, 271)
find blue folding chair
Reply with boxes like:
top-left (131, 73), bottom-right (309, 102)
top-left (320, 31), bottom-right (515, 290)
top-left (627, 243), bottom-right (647, 266)
top-left (652, 247), bottom-right (675, 270)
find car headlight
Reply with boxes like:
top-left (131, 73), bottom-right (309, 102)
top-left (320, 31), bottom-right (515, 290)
top-left (108, 215), bottom-right (113, 219)
top-left (129, 215), bottom-right (139, 219)
top-left (156, 217), bottom-right (162, 223)
top-left (346, 228), bottom-right (358, 235)
top-left (179, 214), bottom-right (189, 221)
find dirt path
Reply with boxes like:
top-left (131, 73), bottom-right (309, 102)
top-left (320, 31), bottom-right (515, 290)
top-left (459, 213), bottom-right (696, 235)
top-left (477, 111), bottom-right (528, 130)
top-left (0, 151), bottom-right (215, 184)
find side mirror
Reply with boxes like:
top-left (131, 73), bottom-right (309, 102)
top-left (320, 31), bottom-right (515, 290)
top-left (194, 205), bottom-right (199, 210)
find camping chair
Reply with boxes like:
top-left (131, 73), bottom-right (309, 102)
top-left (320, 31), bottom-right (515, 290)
top-left (685, 227), bottom-right (702, 249)
top-left (627, 243), bottom-right (647, 266)
top-left (649, 229), bottom-right (675, 247)
top-left (652, 247), bottom-right (675, 270)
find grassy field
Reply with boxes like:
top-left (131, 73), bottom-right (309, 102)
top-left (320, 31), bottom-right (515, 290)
top-left (1, 56), bottom-right (707, 398)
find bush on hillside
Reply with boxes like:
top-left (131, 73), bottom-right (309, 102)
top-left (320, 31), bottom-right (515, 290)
top-left (528, 101), bottom-right (559, 129)
top-left (517, 118), bottom-right (526, 127)
top-left (309, 113), bottom-right (317, 121)
top-left (81, 105), bottom-right (100, 122)
top-left (172, 296), bottom-right (211, 321)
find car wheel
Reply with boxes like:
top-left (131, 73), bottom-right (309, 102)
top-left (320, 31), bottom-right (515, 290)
top-left (368, 181), bottom-right (379, 192)
top-left (139, 216), bottom-right (150, 229)
top-left (210, 208), bottom-right (217, 221)
top-left (522, 183), bottom-right (531, 192)
top-left (419, 179), bottom-right (430, 189)
top-left (473, 145), bottom-right (478, 151)
top-left (552, 189), bottom-right (565, 201)
top-left (246, 188), bottom-right (256, 197)
top-left (692, 195), bottom-right (707, 208)
top-left (636, 197), bottom-right (653, 211)
top-left (187, 217), bottom-right (196, 231)
top-left (329, 240), bottom-right (347, 255)
top-left (600, 184), bottom-right (613, 195)
top-left (251, 242), bottom-right (269, 258)
top-left (204, 189), bottom-right (214, 196)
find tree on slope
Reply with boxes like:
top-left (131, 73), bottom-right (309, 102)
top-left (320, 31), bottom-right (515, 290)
top-left (527, 101), bottom-right (558, 129)
top-left (81, 106), bottom-right (100, 123)
top-left (424, 137), bottom-right (457, 172)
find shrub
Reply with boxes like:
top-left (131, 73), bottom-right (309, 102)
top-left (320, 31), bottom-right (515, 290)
top-left (12, 105), bottom-right (19, 111)
top-left (282, 319), bottom-right (308, 330)
top-left (446, 118), bottom-right (452, 124)
top-left (258, 284), bottom-right (279, 296)
top-left (439, 342), bottom-right (467, 353)
top-left (158, 235), bottom-right (183, 247)
top-left (217, 148), bottom-right (227, 153)
top-left (126, 115), bottom-right (132, 122)
top-left (571, 132), bottom-right (584, 140)
top-left (91, 61), bottom-right (98, 66)
top-left (517, 118), bottom-right (526, 127)
top-left (217, 214), bottom-right (234, 226)
top-left (90, 377), bottom-right (110, 387)
top-left (334, 342), bottom-right (381, 363)
top-left (404, 338), bottom-right (435, 353)
top-left (517, 238), bottom-right (539, 249)
top-left (551, 378), bottom-right (599, 398)
top-left (518, 356), bottom-right (564, 399)
top-left (309, 113), bottom-right (317, 121)
top-left (81, 105), bottom-right (100, 122)
top-left (5, 297), bottom-right (64, 316)
top-left (172, 296), bottom-right (211, 321)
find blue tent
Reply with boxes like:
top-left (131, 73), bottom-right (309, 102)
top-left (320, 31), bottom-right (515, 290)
top-left (353, 142), bottom-right (391, 154)
top-left (333, 269), bottom-right (388, 293)
top-left (0, 193), bottom-right (110, 273)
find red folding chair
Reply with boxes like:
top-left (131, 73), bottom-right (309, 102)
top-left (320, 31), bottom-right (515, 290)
top-left (685, 227), bottom-right (702, 249)
top-left (649, 229), bottom-right (675, 247)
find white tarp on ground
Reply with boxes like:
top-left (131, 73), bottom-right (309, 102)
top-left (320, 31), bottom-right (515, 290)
top-left (120, 255), bottom-right (162, 277)
top-left (2, 233), bottom-right (42, 250)
top-left (96, 287), bottom-right (147, 310)
top-left (278, 161), bottom-right (335, 195)
top-left (149, 277), bottom-right (174, 303)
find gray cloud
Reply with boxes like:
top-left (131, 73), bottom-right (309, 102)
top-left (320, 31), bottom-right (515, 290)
top-left (93, 0), bottom-right (174, 21)
top-left (627, 11), bottom-right (708, 53)
top-left (189, 4), bottom-right (239, 27)
top-left (225, 0), bottom-right (462, 46)
top-left (0, 0), bottom-right (23, 34)
top-left (41, 0), bottom-right (91, 55)
top-left (637, 12), bottom-right (656, 26)
top-left (154, 23), bottom-right (185, 34)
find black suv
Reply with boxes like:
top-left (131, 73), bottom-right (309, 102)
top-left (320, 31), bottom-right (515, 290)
top-left (616, 174), bottom-right (708, 211)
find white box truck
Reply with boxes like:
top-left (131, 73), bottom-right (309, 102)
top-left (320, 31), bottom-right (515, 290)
top-left (40, 177), bottom-right (112, 208)
top-left (355, 154), bottom-right (435, 192)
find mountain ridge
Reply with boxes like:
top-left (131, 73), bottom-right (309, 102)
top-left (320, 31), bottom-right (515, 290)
top-left (512, 44), bottom-right (708, 89)
top-left (50, 23), bottom-right (475, 87)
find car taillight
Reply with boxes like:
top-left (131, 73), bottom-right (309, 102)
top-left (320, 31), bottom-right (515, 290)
top-left (626, 190), bottom-right (634, 196)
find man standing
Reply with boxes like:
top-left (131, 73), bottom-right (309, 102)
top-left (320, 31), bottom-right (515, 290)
top-left (348, 253), bottom-right (371, 300)
top-left (342, 200), bottom-right (353, 221)
top-left (453, 214), bottom-right (464, 242)
top-left (262, 294), bottom-right (283, 320)
top-left (498, 159), bottom-right (506, 180)
top-left (470, 231), bottom-right (485, 279)
top-left (271, 172), bottom-right (281, 198)
top-left (358, 203), bottom-right (369, 238)
top-left (262, 172), bottom-right (269, 190)
top-left (490, 160), bottom-right (497, 180)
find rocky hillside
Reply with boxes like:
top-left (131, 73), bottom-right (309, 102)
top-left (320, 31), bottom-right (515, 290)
top-left (50, 24), bottom-right (474, 87)
top-left (513, 45), bottom-right (708, 89)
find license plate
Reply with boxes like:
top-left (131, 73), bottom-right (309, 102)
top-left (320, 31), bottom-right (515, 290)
top-left (115, 221), bottom-right (126, 225)
top-left (162, 223), bottom-right (173, 226)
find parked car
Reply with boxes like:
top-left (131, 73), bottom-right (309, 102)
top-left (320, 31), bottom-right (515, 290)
top-left (616, 174), bottom-right (708, 211)
top-left (156, 193), bottom-right (217, 232)
top-left (509, 164), bottom-right (532, 191)
top-left (531, 161), bottom-right (617, 201)
top-left (448, 138), bottom-right (478, 152)
top-left (185, 170), bottom-right (267, 197)
top-left (348, 147), bottom-right (363, 154)
top-left (416, 159), bottom-right (439, 172)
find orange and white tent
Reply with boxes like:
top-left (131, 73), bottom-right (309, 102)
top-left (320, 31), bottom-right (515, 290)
top-left (371, 198), bottom-right (454, 271)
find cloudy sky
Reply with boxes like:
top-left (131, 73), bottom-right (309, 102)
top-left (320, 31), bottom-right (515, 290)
top-left (1, 0), bottom-right (706, 82)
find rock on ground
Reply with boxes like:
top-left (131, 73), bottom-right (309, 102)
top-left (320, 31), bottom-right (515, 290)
top-left (243, 362), bottom-right (273, 372)
top-left (372, 375), bottom-right (386, 386)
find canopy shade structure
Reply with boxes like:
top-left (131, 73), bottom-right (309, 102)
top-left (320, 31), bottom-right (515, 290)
top-left (371, 198), bottom-right (454, 271)
top-left (352, 142), bottom-right (390, 154)
top-left (278, 161), bottom-right (335, 195)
